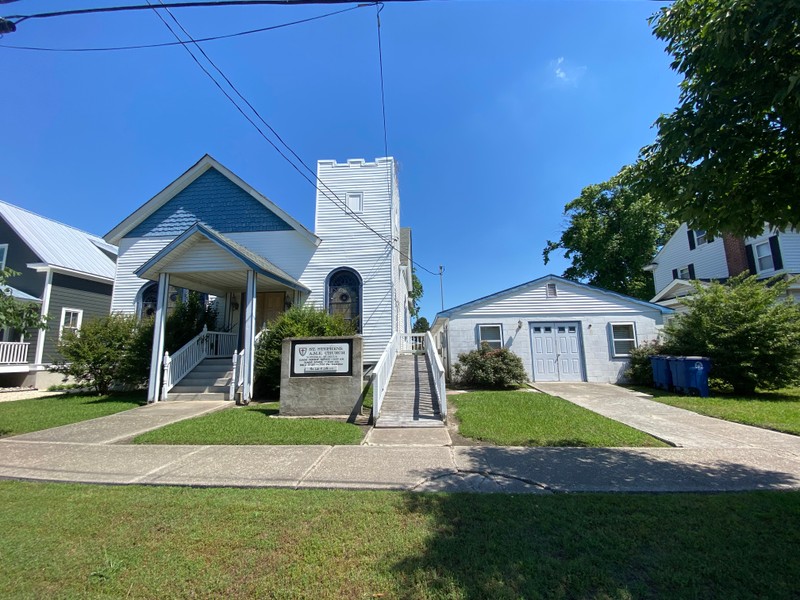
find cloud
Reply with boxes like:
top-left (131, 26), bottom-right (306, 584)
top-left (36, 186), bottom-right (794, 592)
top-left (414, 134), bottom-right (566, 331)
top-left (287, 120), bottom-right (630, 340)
top-left (550, 56), bottom-right (587, 86)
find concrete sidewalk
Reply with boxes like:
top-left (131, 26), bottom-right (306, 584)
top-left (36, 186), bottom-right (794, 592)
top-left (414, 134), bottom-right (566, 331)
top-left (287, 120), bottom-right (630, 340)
top-left (1, 387), bottom-right (800, 493)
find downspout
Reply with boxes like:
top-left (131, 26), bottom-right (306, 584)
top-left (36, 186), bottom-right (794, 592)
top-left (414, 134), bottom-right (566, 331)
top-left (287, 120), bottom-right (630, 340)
top-left (34, 268), bottom-right (53, 367)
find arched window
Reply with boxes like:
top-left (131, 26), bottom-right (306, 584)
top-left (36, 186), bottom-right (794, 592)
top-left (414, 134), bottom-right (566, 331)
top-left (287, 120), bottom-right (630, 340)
top-left (327, 268), bottom-right (361, 332)
top-left (138, 282), bottom-right (158, 319)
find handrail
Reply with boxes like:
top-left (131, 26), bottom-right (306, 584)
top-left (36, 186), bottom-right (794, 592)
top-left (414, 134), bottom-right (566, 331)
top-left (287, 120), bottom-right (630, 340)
top-left (398, 333), bottom-right (425, 353)
top-left (161, 327), bottom-right (238, 400)
top-left (232, 328), bottom-right (267, 401)
top-left (424, 330), bottom-right (447, 420)
top-left (371, 333), bottom-right (399, 421)
top-left (0, 341), bottom-right (30, 364)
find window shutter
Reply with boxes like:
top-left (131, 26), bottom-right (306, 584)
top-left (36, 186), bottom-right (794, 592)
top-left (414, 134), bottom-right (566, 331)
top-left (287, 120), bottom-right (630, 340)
top-left (688, 263), bottom-right (696, 279)
top-left (745, 244), bottom-right (757, 274)
top-left (672, 268), bottom-right (678, 280)
top-left (687, 229), bottom-right (696, 250)
top-left (769, 236), bottom-right (784, 270)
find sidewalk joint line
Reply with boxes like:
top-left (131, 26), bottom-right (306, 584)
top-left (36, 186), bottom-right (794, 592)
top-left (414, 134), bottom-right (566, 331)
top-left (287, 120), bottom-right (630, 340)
top-left (295, 445), bottom-right (334, 489)
top-left (129, 445), bottom-right (211, 484)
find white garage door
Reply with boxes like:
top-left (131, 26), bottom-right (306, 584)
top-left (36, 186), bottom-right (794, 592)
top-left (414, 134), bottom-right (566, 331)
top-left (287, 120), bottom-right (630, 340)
top-left (530, 322), bottom-right (584, 382)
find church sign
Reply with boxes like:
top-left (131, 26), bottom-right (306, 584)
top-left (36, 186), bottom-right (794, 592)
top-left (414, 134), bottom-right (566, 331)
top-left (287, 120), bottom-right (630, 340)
top-left (290, 339), bottom-right (353, 377)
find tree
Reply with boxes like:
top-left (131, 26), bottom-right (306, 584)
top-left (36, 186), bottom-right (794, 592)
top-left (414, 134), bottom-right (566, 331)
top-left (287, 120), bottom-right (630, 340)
top-left (410, 270), bottom-right (423, 320)
top-left (54, 314), bottom-right (144, 394)
top-left (640, 0), bottom-right (800, 237)
top-left (412, 317), bottom-right (430, 333)
top-left (662, 274), bottom-right (800, 394)
top-left (543, 165), bottom-right (678, 300)
top-left (0, 268), bottom-right (48, 336)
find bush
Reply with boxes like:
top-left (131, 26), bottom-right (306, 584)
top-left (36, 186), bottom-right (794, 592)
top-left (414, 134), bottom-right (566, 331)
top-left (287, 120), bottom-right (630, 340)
top-left (624, 340), bottom-right (663, 386)
top-left (54, 314), bottom-right (146, 394)
top-left (164, 292), bottom-right (218, 353)
top-left (453, 344), bottom-right (528, 389)
top-left (254, 305), bottom-right (356, 397)
top-left (662, 274), bottom-right (800, 394)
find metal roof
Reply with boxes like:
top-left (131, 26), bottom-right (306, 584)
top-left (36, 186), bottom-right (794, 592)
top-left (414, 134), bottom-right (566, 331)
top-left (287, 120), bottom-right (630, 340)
top-left (1, 285), bottom-right (41, 303)
top-left (0, 200), bottom-right (117, 280)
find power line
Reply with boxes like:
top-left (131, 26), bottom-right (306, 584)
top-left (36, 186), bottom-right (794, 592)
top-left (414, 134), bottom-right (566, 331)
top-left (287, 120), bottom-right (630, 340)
top-left (145, 0), bottom-right (439, 276)
top-left (0, 6), bottom-right (360, 52)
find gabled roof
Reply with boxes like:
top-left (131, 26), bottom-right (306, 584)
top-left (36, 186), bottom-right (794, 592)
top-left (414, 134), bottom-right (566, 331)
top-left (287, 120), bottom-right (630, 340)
top-left (649, 278), bottom-right (702, 303)
top-left (104, 154), bottom-right (320, 247)
top-left (1, 285), bottom-right (41, 303)
top-left (134, 222), bottom-right (310, 293)
top-left (435, 274), bottom-right (674, 321)
top-left (0, 200), bottom-right (117, 281)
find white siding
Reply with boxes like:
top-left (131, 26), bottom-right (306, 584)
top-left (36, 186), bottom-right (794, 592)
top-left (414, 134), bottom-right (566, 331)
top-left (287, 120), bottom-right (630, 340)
top-left (111, 237), bottom-right (172, 313)
top-left (300, 158), bottom-right (397, 362)
top-left (652, 224), bottom-right (729, 294)
top-left (774, 229), bottom-right (800, 273)
top-left (226, 231), bottom-right (316, 280)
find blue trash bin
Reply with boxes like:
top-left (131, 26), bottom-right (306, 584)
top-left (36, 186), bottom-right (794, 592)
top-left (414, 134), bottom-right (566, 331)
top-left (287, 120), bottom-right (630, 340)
top-left (685, 356), bottom-right (712, 397)
top-left (650, 355), bottom-right (673, 390)
top-left (667, 357), bottom-right (687, 392)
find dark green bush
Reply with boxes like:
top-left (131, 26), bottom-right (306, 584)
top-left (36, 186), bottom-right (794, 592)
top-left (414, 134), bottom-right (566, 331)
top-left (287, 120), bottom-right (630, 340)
top-left (254, 305), bottom-right (355, 397)
top-left (624, 340), bottom-right (663, 386)
top-left (453, 343), bottom-right (528, 389)
top-left (164, 292), bottom-right (218, 353)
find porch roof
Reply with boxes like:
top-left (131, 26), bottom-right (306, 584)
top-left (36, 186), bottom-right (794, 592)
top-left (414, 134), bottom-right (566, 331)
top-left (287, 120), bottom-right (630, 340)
top-left (134, 222), bottom-right (310, 294)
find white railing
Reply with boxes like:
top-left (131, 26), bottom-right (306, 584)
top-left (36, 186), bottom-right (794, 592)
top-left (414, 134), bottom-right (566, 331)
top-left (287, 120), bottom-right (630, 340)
top-left (230, 329), bottom-right (267, 402)
top-left (161, 327), bottom-right (238, 400)
top-left (371, 333), bottom-right (400, 420)
top-left (0, 341), bottom-right (29, 364)
top-left (424, 330), bottom-right (447, 420)
top-left (399, 333), bottom-right (425, 353)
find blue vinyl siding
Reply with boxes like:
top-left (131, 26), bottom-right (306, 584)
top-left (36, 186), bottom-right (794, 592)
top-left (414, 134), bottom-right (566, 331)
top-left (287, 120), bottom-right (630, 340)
top-left (128, 168), bottom-right (292, 237)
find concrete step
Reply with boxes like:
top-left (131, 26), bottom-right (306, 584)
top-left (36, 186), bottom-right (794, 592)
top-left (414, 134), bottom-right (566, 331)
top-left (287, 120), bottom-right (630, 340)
top-left (180, 373), bottom-right (232, 386)
top-left (192, 363), bottom-right (234, 373)
top-left (167, 392), bottom-right (230, 401)
top-left (170, 384), bottom-right (229, 394)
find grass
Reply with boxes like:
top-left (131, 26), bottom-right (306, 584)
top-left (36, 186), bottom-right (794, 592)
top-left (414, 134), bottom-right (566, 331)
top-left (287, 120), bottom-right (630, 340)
top-left (0, 393), bottom-right (146, 438)
top-left (646, 387), bottom-right (800, 436)
top-left (1, 481), bottom-right (798, 599)
top-left (133, 401), bottom-right (364, 445)
top-left (451, 390), bottom-right (669, 447)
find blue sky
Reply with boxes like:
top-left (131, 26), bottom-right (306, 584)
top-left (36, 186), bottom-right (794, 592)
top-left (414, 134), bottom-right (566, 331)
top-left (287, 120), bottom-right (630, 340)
top-left (1, 0), bottom-right (679, 322)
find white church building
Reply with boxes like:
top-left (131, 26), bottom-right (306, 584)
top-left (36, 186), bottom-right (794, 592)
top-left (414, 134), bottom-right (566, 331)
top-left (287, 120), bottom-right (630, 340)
top-left (104, 155), bottom-right (413, 403)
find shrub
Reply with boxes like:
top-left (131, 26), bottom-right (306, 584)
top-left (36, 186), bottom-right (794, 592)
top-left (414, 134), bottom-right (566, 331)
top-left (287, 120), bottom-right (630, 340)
top-left (662, 274), bottom-right (800, 394)
top-left (53, 314), bottom-right (145, 394)
top-left (453, 343), bottom-right (528, 389)
top-left (254, 305), bottom-right (356, 396)
top-left (164, 292), bottom-right (218, 353)
top-left (624, 340), bottom-right (663, 386)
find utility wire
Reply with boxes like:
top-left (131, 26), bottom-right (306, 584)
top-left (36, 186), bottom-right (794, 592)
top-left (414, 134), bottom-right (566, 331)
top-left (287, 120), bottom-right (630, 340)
top-left (147, 0), bottom-right (438, 275)
top-left (0, 6), bottom-right (360, 52)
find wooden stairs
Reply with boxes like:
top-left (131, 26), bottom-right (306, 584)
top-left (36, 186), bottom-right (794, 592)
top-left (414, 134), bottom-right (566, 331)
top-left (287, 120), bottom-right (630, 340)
top-left (375, 353), bottom-right (443, 428)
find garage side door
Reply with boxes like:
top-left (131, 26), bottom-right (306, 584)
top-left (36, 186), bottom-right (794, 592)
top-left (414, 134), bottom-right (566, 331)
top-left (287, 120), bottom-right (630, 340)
top-left (530, 322), bottom-right (584, 382)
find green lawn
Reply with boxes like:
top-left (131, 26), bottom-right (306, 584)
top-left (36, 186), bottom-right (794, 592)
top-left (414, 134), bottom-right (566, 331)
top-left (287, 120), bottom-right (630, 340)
top-left (133, 401), bottom-right (364, 445)
top-left (1, 481), bottom-right (798, 599)
top-left (451, 390), bottom-right (668, 447)
top-left (647, 388), bottom-right (800, 436)
top-left (0, 393), bottom-right (146, 438)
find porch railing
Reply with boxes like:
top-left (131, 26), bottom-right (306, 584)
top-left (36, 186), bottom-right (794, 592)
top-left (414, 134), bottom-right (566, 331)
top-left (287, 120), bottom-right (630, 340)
top-left (230, 329), bottom-right (267, 402)
top-left (371, 333), bottom-right (400, 420)
top-left (424, 330), bottom-right (447, 420)
top-left (0, 341), bottom-right (29, 365)
top-left (399, 333), bottom-right (425, 353)
top-left (161, 327), bottom-right (238, 400)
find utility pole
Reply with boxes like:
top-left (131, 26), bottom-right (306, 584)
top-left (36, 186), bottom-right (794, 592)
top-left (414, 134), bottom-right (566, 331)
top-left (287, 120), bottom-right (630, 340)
top-left (439, 265), bottom-right (444, 311)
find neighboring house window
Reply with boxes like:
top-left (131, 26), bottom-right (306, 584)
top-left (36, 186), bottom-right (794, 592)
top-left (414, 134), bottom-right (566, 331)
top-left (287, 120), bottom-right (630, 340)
top-left (694, 230), bottom-right (708, 246)
top-left (672, 264), bottom-right (696, 281)
top-left (546, 283), bottom-right (557, 298)
top-left (328, 268), bottom-right (361, 332)
top-left (478, 324), bottom-right (503, 350)
top-left (0, 244), bottom-right (7, 270)
top-left (346, 192), bottom-right (363, 213)
top-left (678, 267), bottom-right (691, 280)
top-left (60, 308), bottom-right (83, 339)
top-left (755, 241), bottom-right (774, 271)
top-left (610, 323), bottom-right (636, 357)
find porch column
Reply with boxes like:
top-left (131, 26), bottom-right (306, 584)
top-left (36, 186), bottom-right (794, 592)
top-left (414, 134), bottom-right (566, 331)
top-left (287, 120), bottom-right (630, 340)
top-left (147, 273), bottom-right (170, 403)
top-left (242, 269), bottom-right (257, 404)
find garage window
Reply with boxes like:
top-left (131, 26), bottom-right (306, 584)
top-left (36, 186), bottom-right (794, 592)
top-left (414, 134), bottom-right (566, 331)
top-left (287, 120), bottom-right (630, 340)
top-left (478, 324), bottom-right (503, 350)
top-left (610, 323), bottom-right (636, 357)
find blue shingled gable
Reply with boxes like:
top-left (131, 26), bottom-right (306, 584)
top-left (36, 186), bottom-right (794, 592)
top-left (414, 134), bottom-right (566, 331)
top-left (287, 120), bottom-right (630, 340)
top-left (128, 168), bottom-right (293, 237)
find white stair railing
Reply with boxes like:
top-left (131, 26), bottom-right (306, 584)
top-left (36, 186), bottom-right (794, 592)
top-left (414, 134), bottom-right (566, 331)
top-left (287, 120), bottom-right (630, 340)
top-left (424, 330), bottom-right (447, 420)
top-left (371, 333), bottom-right (400, 421)
top-left (399, 333), bottom-right (425, 353)
top-left (0, 341), bottom-right (30, 364)
top-left (231, 329), bottom-right (267, 402)
top-left (161, 327), bottom-right (238, 400)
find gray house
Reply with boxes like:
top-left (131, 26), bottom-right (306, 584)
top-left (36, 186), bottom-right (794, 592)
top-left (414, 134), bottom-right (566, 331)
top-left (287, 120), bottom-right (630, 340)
top-left (0, 200), bottom-right (117, 388)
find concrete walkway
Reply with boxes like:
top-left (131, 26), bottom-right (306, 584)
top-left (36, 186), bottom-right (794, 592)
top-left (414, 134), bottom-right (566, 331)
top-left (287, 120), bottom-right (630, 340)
top-left (1, 389), bottom-right (800, 493)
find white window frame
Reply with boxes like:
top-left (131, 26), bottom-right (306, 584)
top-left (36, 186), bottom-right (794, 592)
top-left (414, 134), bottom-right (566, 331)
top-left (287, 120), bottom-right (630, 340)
top-left (0, 244), bottom-right (7, 270)
top-left (346, 192), bottom-right (363, 213)
top-left (610, 322), bottom-right (637, 358)
top-left (478, 324), bottom-right (503, 350)
top-left (546, 282), bottom-right (558, 298)
top-left (59, 307), bottom-right (84, 339)
top-left (755, 241), bottom-right (774, 272)
top-left (694, 230), bottom-right (708, 246)
top-left (678, 266), bottom-right (691, 280)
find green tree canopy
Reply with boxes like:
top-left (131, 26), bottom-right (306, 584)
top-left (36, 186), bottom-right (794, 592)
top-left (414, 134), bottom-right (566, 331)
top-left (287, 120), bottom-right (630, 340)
top-left (410, 270), bottom-right (423, 320)
top-left (0, 268), bottom-right (47, 336)
top-left (412, 316), bottom-right (430, 333)
top-left (543, 165), bottom-right (678, 300)
top-left (663, 275), bottom-right (800, 394)
top-left (640, 0), bottom-right (800, 237)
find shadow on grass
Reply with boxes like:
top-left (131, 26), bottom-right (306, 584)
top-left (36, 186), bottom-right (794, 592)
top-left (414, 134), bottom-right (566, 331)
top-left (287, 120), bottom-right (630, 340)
top-left (85, 393), bottom-right (147, 407)
top-left (392, 485), bottom-right (800, 599)
top-left (244, 403), bottom-right (280, 418)
top-left (633, 385), bottom-right (800, 404)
